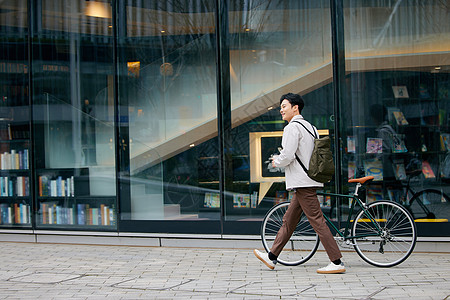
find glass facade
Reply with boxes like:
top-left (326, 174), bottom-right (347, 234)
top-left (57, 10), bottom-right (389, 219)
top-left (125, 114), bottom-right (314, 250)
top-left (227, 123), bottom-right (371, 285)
top-left (31, 0), bottom-right (117, 229)
top-left (0, 0), bottom-right (449, 237)
top-left (224, 1), bottom-right (335, 225)
top-left (116, 1), bottom-right (220, 230)
top-left (341, 1), bottom-right (450, 233)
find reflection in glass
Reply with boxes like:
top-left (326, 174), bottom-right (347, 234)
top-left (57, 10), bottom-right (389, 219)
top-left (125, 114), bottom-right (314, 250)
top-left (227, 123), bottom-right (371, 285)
top-left (118, 1), bottom-right (219, 221)
top-left (226, 1), bottom-right (334, 221)
top-left (343, 0), bottom-right (450, 223)
top-left (0, 0), bottom-right (31, 227)
top-left (32, 0), bottom-right (117, 229)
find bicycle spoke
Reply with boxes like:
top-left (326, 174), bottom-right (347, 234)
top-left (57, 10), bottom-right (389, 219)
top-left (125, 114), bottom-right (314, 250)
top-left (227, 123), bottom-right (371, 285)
top-left (261, 202), bottom-right (319, 266)
top-left (352, 201), bottom-right (416, 267)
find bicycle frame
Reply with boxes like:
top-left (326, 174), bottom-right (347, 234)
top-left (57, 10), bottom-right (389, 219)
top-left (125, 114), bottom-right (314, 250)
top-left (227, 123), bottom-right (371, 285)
top-left (317, 183), bottom-right (383, 241)
top-left (260, 178), bottom-right (417, 267)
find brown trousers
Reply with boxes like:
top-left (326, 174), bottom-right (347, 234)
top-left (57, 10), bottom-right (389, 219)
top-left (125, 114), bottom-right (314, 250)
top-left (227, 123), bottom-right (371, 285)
top-left (270, 187), bottom-right (342, 262)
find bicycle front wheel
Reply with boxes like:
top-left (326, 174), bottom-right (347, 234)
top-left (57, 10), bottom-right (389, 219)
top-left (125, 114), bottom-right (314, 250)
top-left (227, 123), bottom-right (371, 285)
top-left (408, 189), bottom-right (450, 220)
top-left (261, 202), bottom-right (319, 266)
top-left (352, 200), bottom-right (416, 267)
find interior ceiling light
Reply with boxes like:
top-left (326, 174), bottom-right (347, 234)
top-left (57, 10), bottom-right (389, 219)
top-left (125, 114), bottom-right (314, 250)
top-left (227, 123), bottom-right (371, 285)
top-left (85, 1), bottom-right (112, 18)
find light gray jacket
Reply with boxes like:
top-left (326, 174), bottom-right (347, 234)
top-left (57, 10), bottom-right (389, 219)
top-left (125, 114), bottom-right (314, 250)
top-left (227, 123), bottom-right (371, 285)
top-left (273, 115), bottom-right (323, 190)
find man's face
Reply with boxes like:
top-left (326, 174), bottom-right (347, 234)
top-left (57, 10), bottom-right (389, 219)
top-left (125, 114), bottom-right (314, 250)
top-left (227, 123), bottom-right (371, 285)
top-left (280, 99), bottom-right (298, 122)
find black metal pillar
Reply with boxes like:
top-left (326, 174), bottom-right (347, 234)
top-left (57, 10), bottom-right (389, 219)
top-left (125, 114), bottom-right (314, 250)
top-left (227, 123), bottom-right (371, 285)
top-left (330, 0), bottom-right (346, 225)
top-left (215, 0), bottom-right (232, 234)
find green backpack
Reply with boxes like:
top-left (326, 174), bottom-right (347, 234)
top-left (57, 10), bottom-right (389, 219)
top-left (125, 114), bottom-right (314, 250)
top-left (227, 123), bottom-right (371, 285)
top-left (292, 121), bottom-right (335, 183)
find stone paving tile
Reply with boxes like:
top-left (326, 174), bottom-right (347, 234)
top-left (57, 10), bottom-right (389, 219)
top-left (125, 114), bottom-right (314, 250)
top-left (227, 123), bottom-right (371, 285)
top-left (0, 242), bottom-right (449, 299)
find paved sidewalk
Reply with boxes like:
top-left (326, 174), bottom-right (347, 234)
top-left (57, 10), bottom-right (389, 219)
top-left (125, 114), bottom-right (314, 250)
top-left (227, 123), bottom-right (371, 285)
top-left (0, 242), bottom-right (448, 299)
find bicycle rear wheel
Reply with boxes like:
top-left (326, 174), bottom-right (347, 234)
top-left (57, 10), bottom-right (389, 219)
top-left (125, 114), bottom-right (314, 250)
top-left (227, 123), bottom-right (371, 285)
top-left (408, 189), bottom-right (450, 220)
top-left (352, 200), bottom-right (416, 267)
top-left (261, 202), bottom-right (319, 266)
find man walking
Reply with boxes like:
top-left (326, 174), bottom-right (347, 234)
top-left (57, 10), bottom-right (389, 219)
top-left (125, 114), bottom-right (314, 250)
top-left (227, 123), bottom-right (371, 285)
top-left (253, 93), bottom-right (345, 274)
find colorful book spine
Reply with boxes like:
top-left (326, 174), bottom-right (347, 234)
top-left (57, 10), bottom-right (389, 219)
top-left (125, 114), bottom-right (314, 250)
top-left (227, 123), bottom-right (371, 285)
top-left (8, 179), bottom-right (12, 196)
top-left (0, 149), bottom-right (29, 170)
top-left (39, 175), bottom-right (75, 197)
top-left (77, 204), bottom-right (85, 225)
top-left (36, 202), bottom-right (114, 226)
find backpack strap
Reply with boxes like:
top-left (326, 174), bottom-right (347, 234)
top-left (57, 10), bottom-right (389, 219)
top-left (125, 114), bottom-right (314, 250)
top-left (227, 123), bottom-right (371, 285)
top-left (291, 120), bottom-right (318, 139)
top-left (291, 120), bottom-right (317, 173)
top-left (295, 153), bottom-right (309, 174)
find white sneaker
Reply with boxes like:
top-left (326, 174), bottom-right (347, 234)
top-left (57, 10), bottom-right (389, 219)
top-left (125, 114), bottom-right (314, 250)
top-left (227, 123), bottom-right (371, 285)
top-left (253, 249), bottom-right (276, 270)
top-left (317, 262), bottom-right (346, 274)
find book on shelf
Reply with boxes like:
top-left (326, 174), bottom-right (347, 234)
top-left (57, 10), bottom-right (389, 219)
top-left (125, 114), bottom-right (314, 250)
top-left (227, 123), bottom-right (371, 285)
top-left (317, 194), bottom-right (331, 207)
top-left (0, 176), bottom-right (11, 196)
top-left (392, 134), bottom-right (408, 153)
top-left (367, 185), bottom-right (383, 203)
top-left (41, 202), bottom-right (115, 226)
top-left (50, 180), bottom-right (57, 196)
top-left (77, 204), bottom-right (86, 225)
top-left (250, 191), bottom-right (258, 208)
top-left (392, 86), bottom-right (409, 98)
top-left (203, 193), bottom-right (220, 208)
top-left (348, 161), bottom-right (356, 179)
top-left (0, 204), bottom-right (13, 224)
top-left (387, 107), bottom-right (408, 126)
top-left (233, 194), bottom-right (250, 208)
top-left (441, 154), bottom-right (450, 178)
top-left (39, 175), bottom-right (74, 197)
top-left (0, 149), bottom-right (28, 170)
top-left (363, 158), bottom-right (383, 181)
top-left (421, 161), bottom-right (435, 179)
top-left (440, 133), bottom-right (450, 151)
top-left (392, 163), bottom-right (407, 181)
top-left (418, 83), bottom-right (430, 99)
top-left (392, 111), bottom-right (409, 126)
top-left (0, 203), bottom-right (30, 224)
top-left (347, 136), bottom-right (356, 153)
top-left (275, 191), bottom-right (287, 205)
top-left (7, 124), bottom-right (30, 140)
top-left (288, 191), bottom-right (294, 202)
top-left (366, 138), bottom-right (383, 153)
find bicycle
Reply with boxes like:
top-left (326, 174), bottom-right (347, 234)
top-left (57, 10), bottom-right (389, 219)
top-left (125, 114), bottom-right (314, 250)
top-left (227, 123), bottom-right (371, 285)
top-left (261, 176), bottom-right (417, 268)
top-left (400, 169), bottom-right (450, 220)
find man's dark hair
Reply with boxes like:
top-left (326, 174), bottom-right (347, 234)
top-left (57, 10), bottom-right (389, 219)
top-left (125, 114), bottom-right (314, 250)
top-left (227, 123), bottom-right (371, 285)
top-left (280, 93), bottom-right (304, 113)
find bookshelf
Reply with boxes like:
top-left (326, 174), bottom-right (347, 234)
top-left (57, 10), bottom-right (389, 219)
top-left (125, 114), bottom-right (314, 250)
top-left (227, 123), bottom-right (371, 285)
top-left (36, 168), bottom-right (116, 228)
top-left (346, 75), bottom-right (450, 189)
top-left (0, 105), bottom-right (32, 227)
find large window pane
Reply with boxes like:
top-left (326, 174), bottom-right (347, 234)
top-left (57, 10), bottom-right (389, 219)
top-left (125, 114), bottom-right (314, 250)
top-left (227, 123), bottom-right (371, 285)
top-left (117, 1), bottom-right (219, 223)
top-left (0, 0), bottom-right (31, 228)
top-left (32, 0), bottom-right (117, 229)
top-left (343, 1), bottom-right (450, 226)
top-left (225, 1), bottom-right (334, 223)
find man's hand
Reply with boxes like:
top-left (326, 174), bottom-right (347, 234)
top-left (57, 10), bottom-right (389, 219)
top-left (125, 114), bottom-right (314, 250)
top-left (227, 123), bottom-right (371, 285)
top-left (270, 155), bottom-right (279, 168)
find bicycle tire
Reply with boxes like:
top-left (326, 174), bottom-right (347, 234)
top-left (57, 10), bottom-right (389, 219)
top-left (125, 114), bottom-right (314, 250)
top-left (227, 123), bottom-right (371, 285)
top-left (408, 189), bottom-right (450, 220)
top-left (352, 200), bottom-right (416, 267)
top-left (261, 202), bottom-right (319, 266)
